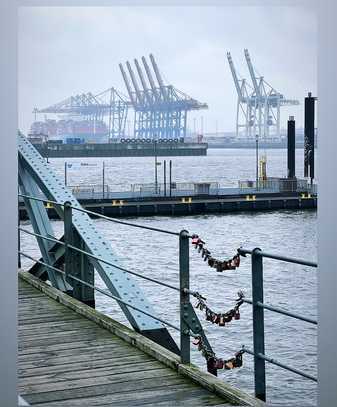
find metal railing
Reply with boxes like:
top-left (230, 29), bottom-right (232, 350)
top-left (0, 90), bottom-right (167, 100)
top-left (18, 193), bottom-right (317, 401)
top-left (18, 193), bottom-right (209, 371)
top-left (238, 178), bottom-right (317, 195)
top-left (237, 247), bottom-right (317, 401)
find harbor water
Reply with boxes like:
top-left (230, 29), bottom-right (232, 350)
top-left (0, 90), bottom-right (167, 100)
top-left (20, 148), bottom-right (317, 406)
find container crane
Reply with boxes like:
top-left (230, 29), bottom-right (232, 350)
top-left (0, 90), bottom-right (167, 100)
top-left (227, 49), bottom-right (300, 141)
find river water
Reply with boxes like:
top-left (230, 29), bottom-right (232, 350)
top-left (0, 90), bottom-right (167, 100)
top-left (20, 148), bottom-right (317, 406)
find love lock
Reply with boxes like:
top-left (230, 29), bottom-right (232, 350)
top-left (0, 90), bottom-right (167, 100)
top-left (233, 254), bottom-right (241, 267)
top-left (208, 257), bottom-right (215, 267)
top-left (218, 315), bottom-right (226, 326)
top-left (216, 262), bottom-right (223, 272)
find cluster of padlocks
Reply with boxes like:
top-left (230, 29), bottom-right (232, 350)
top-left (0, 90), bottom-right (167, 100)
top-left (191, 235), bottom-right (241, 272)
top-left (190, 235), bottom-right (245, 370)
top-left (194, 290), bottom-right (244, 327)
top-left (193, 335), bottom-right (244, 370)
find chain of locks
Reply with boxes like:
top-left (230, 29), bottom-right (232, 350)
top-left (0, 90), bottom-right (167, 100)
top-left (193, 335), bottom-right (244, 370)
top-left (193, 290), bottom-right (244, 327)
top-left (190, 234), bottom-right (244, 370)
top-left (191, 234), bottom-right (241, 272)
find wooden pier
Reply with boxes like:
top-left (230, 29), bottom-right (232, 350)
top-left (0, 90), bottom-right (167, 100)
top-left (18, 272), bottom-right (264, 407)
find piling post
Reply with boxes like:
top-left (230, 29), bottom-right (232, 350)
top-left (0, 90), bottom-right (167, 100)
top-left (179, 229), bottom-right (190, 364)
top-left (164, 160), bottom-right (167, 197)
top-left (169, 160), bottom-right (172, 197)
top-left (252, 248), bottom-right (266, 401)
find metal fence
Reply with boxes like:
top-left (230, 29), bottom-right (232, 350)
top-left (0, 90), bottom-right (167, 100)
top-left (237, 247), bottom-right (317, 401)
top-left (18, 193), bottom-right (317, 402)
top-left (238, 178), bottom-right (317, 195)
top-left (18, 193), bottom-right (216, 375)
top-left (67, 178), bottom-right (317, 200)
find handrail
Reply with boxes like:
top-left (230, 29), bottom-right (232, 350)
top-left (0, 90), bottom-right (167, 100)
top-left (238, 247), bottom-right (317, 268)
top-left (242, 298), bottom-right (317, 325)
top-left (18, 227), bottom-right (180, 293)
top-left (241, 346), bottom-right (317, 382)
top-left (19, 193), bottom-right (181, 237)
top-left (240, 246), bottom-right (317, 401)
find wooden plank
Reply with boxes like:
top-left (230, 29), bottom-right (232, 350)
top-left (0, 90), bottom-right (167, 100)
top-left (19, 337), bottom-right (127, 356)
top-left (19, 314), bottom-right (79, 325)
top-left (29, 383), bottom-right (198, 407)
top-left (19, 360), bottom-right (165, 386)
top-left (23, 376), bottom-right (187, 404)
top-left (18, 326), bottom-right (100, 340)
top-left (19, 342), bottom-right (135, 363)
top-left (19, 331), bottom-right (114, 349)
top-left (19, 354), bottom-right (152, 378)
top-left (19, 347), bottom-right (142, 370)
top-left (19, 319), bottom-right (97, 335)
top-left (19, 368), bottom-right (174, 395)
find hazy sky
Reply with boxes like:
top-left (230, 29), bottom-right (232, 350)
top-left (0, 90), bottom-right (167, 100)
top-left (18, 6), bottom-right (317, 134)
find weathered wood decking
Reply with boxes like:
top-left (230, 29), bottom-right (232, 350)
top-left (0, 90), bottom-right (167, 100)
top-left (18, 272), bottom-right (264, 407)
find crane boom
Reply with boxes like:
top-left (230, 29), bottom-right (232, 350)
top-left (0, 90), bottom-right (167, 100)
top-left (134, 59), bottom-right (152, 105)
top-left (226, 52), bottom-right (244, 101)
top-left (244, 49), bottom-right (261, 98)
top-left (149, 54), bottom-right (168, 100)
top-left (126, 61), bottom-right (143, 105)
top-left (141, 56), bottom-right (160, 101)
top-left (119, 63), bottom-right (136, 106)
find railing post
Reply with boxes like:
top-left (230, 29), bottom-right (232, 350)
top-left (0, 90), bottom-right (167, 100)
top-left (64, 201), bottom-right (73, 293)
top-left (252, 248), bottom-right (266, 401)
top-left (179, 229), bottom-right (190, 364)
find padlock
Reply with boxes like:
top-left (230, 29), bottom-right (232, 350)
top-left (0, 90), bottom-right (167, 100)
top-left (208, 257), bottom-right (215, 267)
top-left (198, 243), bottom-right (204, 253)
top-left (228, 260), bottom-right (236, 270)
top-left (234, 351), bottom-right (243, 367)
top-left (216, 262), bottom-right (223, 272)
top-left (212, 313), bottom-right (220, 324)
top-left (224, 313), bottom-right (232, 323)
top-left (234, 308), bottom-right (240, 320)
top-left (233, 254), bottom-right (240, 267)
top-left (191, 234), bottom-right (199, 245)
top-left (218, 314), bottom-right (226, 326)
top-left (215, 358), bottom-right (224, 369)
top-left (224, 358), bottom-right (235, 369)
top-left (222, 261), bottom-right (229, 271)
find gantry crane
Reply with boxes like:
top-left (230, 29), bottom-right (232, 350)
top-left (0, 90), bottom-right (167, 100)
top-left (227, 50), bottom-right (300, 140)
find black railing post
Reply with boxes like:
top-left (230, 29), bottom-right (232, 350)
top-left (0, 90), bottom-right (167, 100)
top-left (64, 201), bottom-right (73, 294)
top-left (252, 247), bottom-right (266, 401)
top-left (179, 229), bottom-right (190, 364)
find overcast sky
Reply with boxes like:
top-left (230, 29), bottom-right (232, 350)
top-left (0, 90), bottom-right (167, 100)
top-left (18, 6), bottom-right (317, 134)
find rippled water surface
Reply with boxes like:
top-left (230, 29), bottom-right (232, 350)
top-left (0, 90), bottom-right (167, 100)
top-left (21, 148), bottom-right (317, 406)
